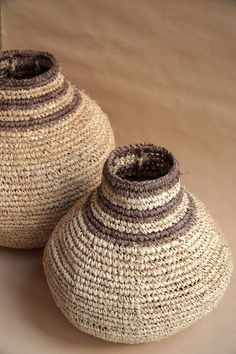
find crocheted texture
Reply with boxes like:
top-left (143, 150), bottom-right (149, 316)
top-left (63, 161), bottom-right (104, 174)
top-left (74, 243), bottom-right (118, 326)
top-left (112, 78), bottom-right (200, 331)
top-left (44, 143), bottom-right (233, 343)
top-left (0, 50), bottom-right (114, 248)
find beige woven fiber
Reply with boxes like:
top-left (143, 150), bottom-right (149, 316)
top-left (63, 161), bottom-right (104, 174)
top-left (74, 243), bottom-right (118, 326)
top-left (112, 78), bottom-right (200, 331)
top-left (44, 143), bottom-right (233, 344)
top-left (0, 49), bottom-right (114, 248)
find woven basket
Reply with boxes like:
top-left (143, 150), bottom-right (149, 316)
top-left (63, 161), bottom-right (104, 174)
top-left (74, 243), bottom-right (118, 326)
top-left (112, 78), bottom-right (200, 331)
top-left (44, 142), bottom-right (233, 343)
top-left (0, 49), bottom-right (114, 248)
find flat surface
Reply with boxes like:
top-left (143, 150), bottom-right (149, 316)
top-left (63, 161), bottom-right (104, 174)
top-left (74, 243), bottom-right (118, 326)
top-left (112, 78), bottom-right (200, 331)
top-left (1, 1), bottom-right (236, 353)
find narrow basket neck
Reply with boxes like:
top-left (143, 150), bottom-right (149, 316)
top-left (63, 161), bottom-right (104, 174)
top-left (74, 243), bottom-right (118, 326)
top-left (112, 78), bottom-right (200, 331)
top-left (83, 143), bottom-right (195, 247)
top-left (0, 50), bottom-right (81, 130)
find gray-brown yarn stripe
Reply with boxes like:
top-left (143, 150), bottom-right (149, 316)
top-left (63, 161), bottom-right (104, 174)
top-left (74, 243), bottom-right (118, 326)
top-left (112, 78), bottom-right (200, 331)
top-left (96, 184), bottom-right (185, 220)
top-left (0, 90), bottom-right (81, 130)
top-left (82, 191), bottom-right (196, 245)
top-left (0, 79), bottom-right (69, 108)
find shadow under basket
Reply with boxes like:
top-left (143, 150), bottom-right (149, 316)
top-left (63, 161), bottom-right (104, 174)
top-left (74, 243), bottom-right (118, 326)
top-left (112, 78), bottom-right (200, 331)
top-left (0, 49), bottom-right (114, 248)
top-left (43, 142), bottom-right (233, 344)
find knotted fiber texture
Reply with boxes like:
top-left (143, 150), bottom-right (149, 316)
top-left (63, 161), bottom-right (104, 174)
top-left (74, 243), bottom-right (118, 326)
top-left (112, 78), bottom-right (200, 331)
top-left (0, 50), bottom-right (114, 248)
top-left (44, 143), bottom-right (233, 343)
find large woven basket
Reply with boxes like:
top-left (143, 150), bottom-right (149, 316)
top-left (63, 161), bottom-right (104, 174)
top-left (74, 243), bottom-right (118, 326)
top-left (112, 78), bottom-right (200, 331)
top-left (0, 49), bottom-right (114, 248)
top-left (44, 143), bottom-right (233, 343)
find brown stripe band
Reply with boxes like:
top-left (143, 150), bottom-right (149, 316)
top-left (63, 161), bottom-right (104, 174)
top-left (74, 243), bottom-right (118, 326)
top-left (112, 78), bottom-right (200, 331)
top-left (81, 193), bottom-right (196, 246)
top-left (96, 186), bottom-right (185, 222)
top-left (0, 89), bottom-right (81, 130)
top-left (0, 80), bottom-right (69, 109)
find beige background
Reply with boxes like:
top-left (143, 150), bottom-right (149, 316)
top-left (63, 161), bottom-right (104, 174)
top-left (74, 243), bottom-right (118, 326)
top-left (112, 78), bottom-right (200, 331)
top-left (0, 1), bottom-right (236, 353)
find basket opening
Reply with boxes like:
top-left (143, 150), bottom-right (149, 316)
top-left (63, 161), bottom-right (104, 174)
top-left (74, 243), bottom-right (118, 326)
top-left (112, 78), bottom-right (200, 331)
top-left (115, 150), bottom-right (174, 182)
top-left (0, 53), bottom-right (54, 80)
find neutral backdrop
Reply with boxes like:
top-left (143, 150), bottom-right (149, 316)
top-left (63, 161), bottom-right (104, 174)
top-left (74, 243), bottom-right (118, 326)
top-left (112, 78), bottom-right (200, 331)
top-left (0, 1), bottom-right (235, 353)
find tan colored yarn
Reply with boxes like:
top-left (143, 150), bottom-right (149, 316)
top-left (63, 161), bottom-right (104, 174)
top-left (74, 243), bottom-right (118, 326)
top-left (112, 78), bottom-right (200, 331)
top-left (44, 143), bottom-right (233, 343)
top-left (0, 50), bottom-right (114, 248)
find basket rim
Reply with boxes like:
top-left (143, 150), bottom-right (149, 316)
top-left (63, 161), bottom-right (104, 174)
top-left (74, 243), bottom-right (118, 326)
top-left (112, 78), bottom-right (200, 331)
top-left (103, 142), bottom-right (180, 192)
top-left (0, 49), bottom-right (59, 88)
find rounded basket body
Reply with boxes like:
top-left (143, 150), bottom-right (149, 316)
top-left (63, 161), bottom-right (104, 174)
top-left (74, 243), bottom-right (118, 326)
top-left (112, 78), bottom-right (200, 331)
top-left (0, 50), bottom-right (114, 248)
top-left (44, 143), bottom-right (233, 343)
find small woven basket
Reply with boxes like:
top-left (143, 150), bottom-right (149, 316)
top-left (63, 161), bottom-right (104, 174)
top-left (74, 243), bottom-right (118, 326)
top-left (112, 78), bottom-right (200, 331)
top-left (0, 49), bottom-right (114, 248)
top-left (44, 142), bottom-right (233, 343)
